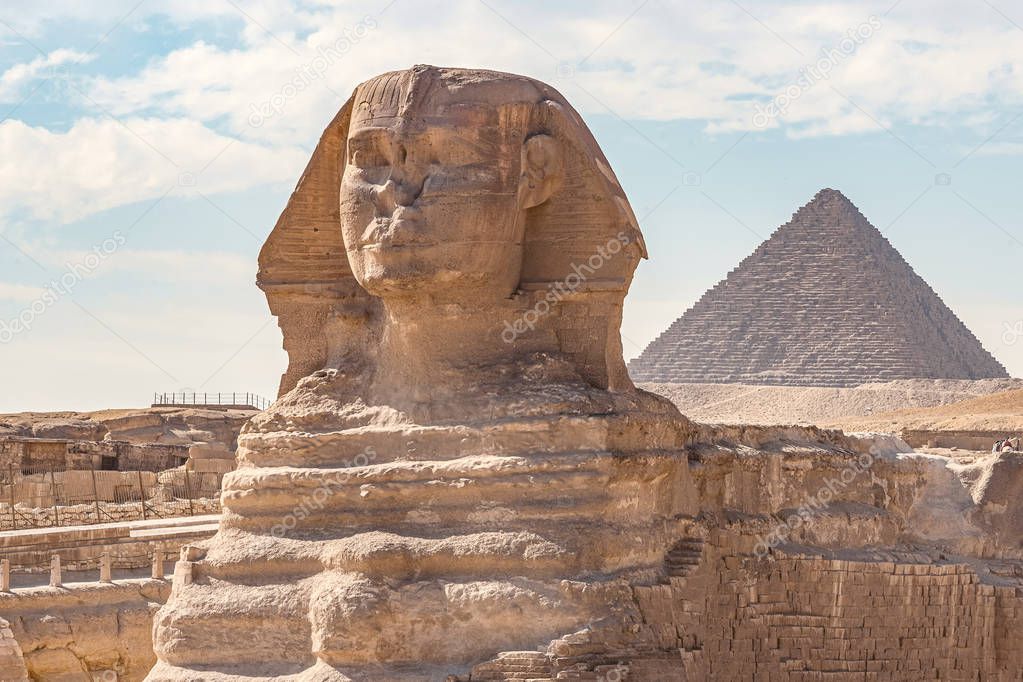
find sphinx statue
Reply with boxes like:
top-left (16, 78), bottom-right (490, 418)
top-left (148, 65), bottom-right (695, 681)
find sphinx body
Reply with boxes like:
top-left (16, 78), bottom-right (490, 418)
top-left (147, 66), bottom-right (695, 681)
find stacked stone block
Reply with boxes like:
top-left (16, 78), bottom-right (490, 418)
top-left (0, 618), bottom-right (29, 682)
top-left (633, 537), bottom-right (1023, 681)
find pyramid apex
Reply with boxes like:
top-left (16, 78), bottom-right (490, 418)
top-left (787, 187), bottom-right (865, 228)
top-left (810, 187), bottom-right (854, 204)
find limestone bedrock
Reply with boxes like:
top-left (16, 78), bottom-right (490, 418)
top-left (148, 65), bottom-right (693, 681)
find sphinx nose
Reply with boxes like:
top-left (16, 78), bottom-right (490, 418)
top-left (392, 179), bottom-right (420, 207)
top-left (378, 167), bottom-right (423, 208)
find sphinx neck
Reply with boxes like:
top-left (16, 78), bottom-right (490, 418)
top-left (369, 298), bottom-right (530, 406)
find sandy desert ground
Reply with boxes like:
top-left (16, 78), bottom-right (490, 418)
top-left (641, 378), bottom-right (1023, 428)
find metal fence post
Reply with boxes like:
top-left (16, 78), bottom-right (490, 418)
top-left (137, 469), bottom-right (147, 520)
top-left (90, 466), bottom-right (102, 524)
top-left (8, 464), bottom-right (16, 531)
top-left (183, 466), bottom-right (195, 517)
top-left (49, 469), bottom-right (61, 527)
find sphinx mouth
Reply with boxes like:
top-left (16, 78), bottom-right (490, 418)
top-left (361, 240), bottom-right (436, 251)
top-left (360, 215), bottom-right (436, 250)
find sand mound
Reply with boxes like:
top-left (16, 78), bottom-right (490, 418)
top-left (641, 378), bottom-right (1023, 426)
top-left (831, 388), bottom-right (1023, 433)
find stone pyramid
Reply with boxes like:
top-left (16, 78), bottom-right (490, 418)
top-left (629, 189), bottom-right (1009, 387)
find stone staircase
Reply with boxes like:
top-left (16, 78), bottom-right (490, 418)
top-left (663, 537), bottom-right (704, 580)
top-left (629, 189), bottom-right (1009, 387)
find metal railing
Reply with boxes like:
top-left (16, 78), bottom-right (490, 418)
top-left (152, 391), bottom-right (273, 410)
top-left (0, 463), bottom-right (223, 531)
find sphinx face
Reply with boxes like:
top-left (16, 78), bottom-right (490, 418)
top-left (339, 76), bottom-right (530, 301)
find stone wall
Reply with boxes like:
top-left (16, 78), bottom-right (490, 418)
top-left (0, 440), bottom-right (67, 471)
top-left (0, 580), bottom-right (170, 681)
top-left (635, 533), bottom-right (1022, 680)
top-left (0, 438), bottom-right (189, 476)
top-left (901, 428), bottom-right (1007, 451)
top-left (461, 426), bottom-right (1023, 681)
top-left (8, 423), bottom-right (1021, 679)
top-left (464, 529), bottom-right (1023, 681)
top-left (1, 518), bottom-right (219, 571)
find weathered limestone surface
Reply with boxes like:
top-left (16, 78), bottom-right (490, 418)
top-left (1, 579), bottom-right (170, 681)
top-left (1, 512), bottom-right (220, 572)
top-left (143, 66), bottom-right (1023, 681)
top-left (150, 65), bottom-right (677, 681)
top-left (629, 189), bottom-right (1009, 386)
top-left (0, 617), bottom-right (29, 681)
top-left (0, 407), bottom-right (252, 450)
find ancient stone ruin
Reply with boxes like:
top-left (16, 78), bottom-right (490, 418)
top-left (629, 189), bottom-right (1009, 386)
top-left (137, 66), bottom-right (1023, 681)
top-left (0, 64), bottom-right (1014, 682)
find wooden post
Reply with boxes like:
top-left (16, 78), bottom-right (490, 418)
top-left (151, 550), bottom-right (163, 580)
top-left (1, 558), bottom-right (10, 591)
top-left (49, 554), bottom-right (62, 587)
top-left (137, 469), bottom-right (147, 520)
top-left (90, 467), bottom-right (102, 524)
top-left (100, 553), bottom-right (112, 582)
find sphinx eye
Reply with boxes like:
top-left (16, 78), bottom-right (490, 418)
top-left (349, 143), bottom-right (388, 168)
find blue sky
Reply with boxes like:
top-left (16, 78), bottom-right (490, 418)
top-left (1, 0), bottom-right (1021, 412)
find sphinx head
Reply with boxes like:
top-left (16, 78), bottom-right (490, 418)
top-left (259, 66), bottom-right (646, 394)
top-left (339, 66), bottom-right (565, 302)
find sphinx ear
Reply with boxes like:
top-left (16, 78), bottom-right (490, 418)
top-left (518, 134), bottom-right (564, 209)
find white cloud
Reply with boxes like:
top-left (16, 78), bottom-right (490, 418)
top-left (74, 0), bottom-right (1023, 147)
top-left (3, 0), bottom-right (1022, 229)
top-left (0, 117), bottom-right (307, 223)
top-left (0, 282), bottom-right (45, 303)
top-left (23, 245), bottom-right (253, 284)
top-left (0, 48), bottom-right (92, 101)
